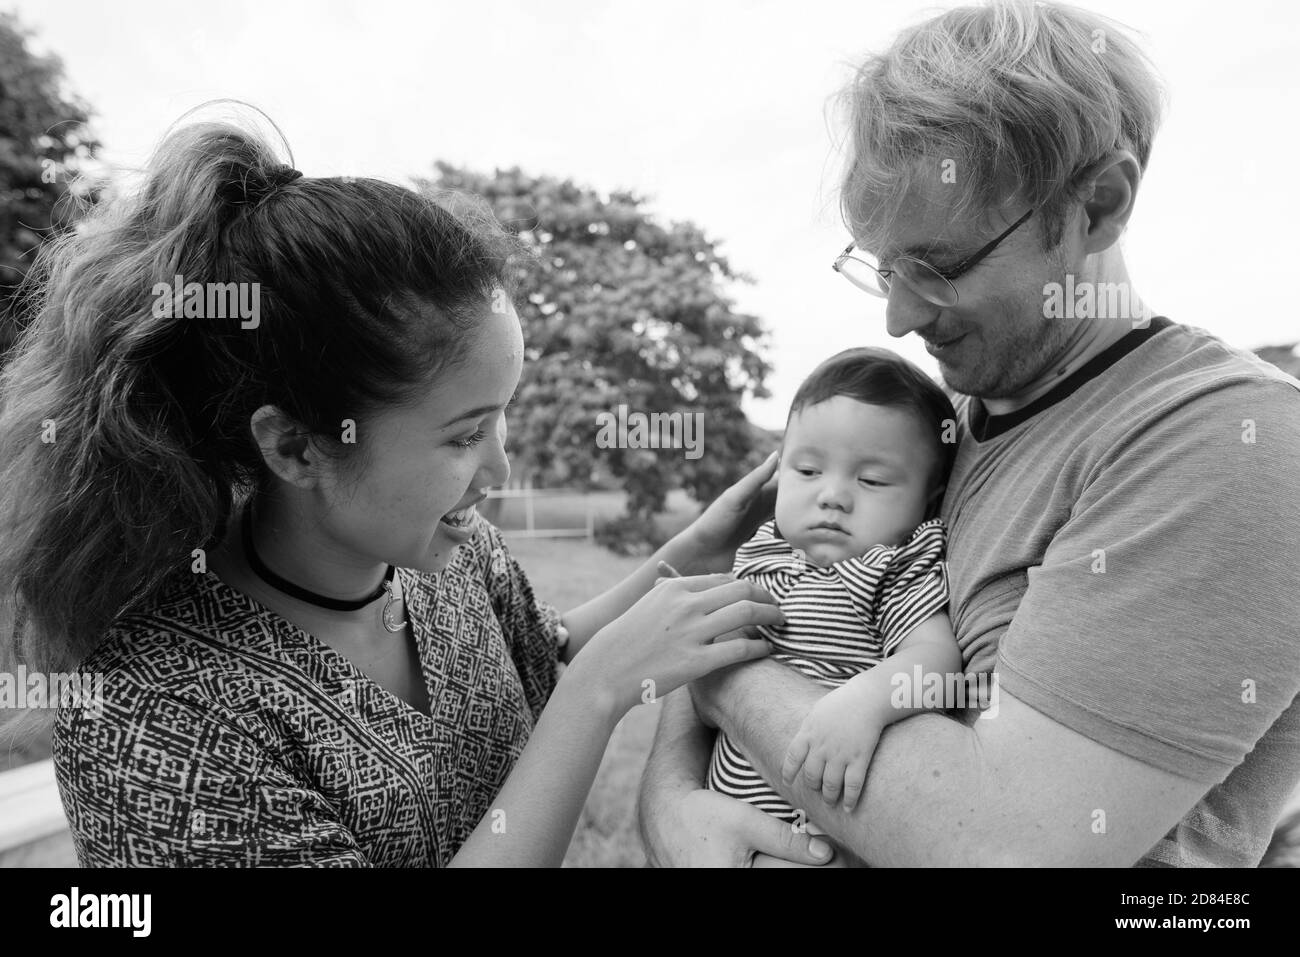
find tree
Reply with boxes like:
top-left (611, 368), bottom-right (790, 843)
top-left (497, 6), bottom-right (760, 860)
top-left (422, 164), bottom-right (771, 549)
top-left (0, 11), bottom-right (100, 353)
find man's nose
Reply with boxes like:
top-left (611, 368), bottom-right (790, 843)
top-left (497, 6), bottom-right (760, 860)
top-left (884, 279), bottom-right (941, 339)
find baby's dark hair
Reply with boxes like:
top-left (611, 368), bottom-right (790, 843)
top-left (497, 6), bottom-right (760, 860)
top-left (788, 347), bottom-right (958, 500)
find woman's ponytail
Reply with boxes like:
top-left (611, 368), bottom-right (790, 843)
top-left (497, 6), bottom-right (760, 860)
top-left (0, 110), bottom-right (520, 685)
top-left (0, 124), bottom-right (286, 675)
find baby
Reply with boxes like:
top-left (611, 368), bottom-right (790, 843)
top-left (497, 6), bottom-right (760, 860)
top-left (707, 347), bottom-right (963, 820)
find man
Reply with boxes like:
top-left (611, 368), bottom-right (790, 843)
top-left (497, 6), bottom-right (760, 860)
top-left (638, 0), bottom-right (1300, 867)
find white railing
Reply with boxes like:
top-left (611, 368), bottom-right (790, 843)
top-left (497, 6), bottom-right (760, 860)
top-left (486, 486), bottom-right (596, 541)
top-left (0, 758), bottom-right (71, 865)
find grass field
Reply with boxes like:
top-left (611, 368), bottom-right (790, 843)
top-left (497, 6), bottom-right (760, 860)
top-left (504, 536), bottom-right (662, 868)
top-left (501, 490), bottom-right (700, 867)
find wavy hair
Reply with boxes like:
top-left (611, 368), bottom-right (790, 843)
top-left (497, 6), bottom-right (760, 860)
top-left (0, 109), bottom-right (521, 689)
top-left (839, 0), bottom-right (1167, 252)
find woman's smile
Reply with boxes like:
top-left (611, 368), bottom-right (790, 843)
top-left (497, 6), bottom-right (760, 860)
top-left (438, 495), bottom-right (486, 541)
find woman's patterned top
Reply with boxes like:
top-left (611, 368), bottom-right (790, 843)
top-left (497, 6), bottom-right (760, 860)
top-left (52, 521), bottom-right (562, 867)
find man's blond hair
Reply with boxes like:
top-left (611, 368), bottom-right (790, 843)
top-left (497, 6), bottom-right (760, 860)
top-left (840, 0), bottom-right (1166, 252)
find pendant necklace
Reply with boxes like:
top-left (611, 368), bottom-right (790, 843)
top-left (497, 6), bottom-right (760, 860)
top-left (241, 505), bottom-right (408, 633)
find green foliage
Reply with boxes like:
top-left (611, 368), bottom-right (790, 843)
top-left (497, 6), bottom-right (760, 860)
top-left (422, 164), bottom-right (771, 530)
top-left (0, 11), bottom-right (100, 353)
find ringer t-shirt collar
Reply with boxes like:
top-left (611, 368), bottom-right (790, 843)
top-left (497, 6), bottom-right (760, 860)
top-left (967, 316), bottom-right (1174, 442)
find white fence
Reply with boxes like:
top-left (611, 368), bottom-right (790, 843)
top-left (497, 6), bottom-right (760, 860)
top-left (485, 486), bottom-right (596, 541)
top-left (0, 758), bottom-right (74, 866)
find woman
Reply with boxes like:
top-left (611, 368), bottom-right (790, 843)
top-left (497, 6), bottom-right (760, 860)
top-left (0, 115), bottom-right (783, 866)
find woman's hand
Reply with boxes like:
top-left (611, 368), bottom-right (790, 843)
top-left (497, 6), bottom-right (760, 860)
top-left (567, 572), bottom-right (784, 718)
top-left (671, 451), bottom-right (780, 575)
top-left (556, 453), bottom-right (780, 663)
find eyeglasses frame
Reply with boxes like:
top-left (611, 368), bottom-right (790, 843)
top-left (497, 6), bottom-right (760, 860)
top-left (833, 206), bottom-right (1036, 306)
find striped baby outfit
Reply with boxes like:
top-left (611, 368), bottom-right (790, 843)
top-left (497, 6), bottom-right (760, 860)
top-left (706, 518), bottom-right (949, 821)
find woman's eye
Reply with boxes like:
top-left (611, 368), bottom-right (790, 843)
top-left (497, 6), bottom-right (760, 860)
top-left (451, 429), bottom-right (487, 449)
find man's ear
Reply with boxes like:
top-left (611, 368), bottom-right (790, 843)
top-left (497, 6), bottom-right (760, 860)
top-left (1078, 148), bottom-right (1141, 255)
top-left (249, 404), bottom-right (331, 489)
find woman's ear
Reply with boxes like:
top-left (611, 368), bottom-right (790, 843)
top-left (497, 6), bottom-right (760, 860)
top-left (249, 404), bottom-right (329, 489)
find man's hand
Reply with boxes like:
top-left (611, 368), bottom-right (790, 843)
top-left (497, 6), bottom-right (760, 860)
top-left (638, 686), bottom-right (837, 868)
top-left (752, 822), bottom-right (858, 867)
top-left (641, 786), bottom-right (837, 867)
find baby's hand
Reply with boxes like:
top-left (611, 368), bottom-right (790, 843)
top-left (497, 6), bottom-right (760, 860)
top-left (781, 681), bottom-right (883, 812)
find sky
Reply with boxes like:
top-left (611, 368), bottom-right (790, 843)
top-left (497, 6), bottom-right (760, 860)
top-left (11, 0), bottom-right (1300, 429)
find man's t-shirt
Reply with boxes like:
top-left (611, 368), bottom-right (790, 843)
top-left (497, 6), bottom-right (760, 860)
top-left (941, 318), bottom-right (1300, 867)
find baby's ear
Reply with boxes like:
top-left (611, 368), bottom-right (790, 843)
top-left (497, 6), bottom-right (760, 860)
top-left (925, 483), bottom-right (947, 521)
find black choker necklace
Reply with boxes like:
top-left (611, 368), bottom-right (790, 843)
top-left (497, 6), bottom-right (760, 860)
top-left (240, 505), bottom-right (408, 632)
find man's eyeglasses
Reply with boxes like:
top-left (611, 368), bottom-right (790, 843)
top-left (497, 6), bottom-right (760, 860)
top-left (833, 207), bottom-right (1035, 308)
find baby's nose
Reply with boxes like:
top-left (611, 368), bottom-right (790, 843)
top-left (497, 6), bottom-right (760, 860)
top-left (816, 483), bottom-right (852, 511)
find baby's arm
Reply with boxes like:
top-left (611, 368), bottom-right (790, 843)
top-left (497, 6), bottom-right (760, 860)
top-left (781, 612), bottom-right (961, 811)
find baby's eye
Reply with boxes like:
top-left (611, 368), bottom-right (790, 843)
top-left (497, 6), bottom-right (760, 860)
top-left (795, 467), bottom-right (819, 477)
top-left (451, 429), bottom-right (487, 449)
top-left (859, 477), bottom-right (888, 487)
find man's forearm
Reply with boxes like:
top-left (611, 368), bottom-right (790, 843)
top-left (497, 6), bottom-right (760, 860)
top-left (644, 688), bottom-right (712, 787)
top-left (637, 689), bottom-right (713, 857)
top-left (701, 659), bottom-right (992, 866)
